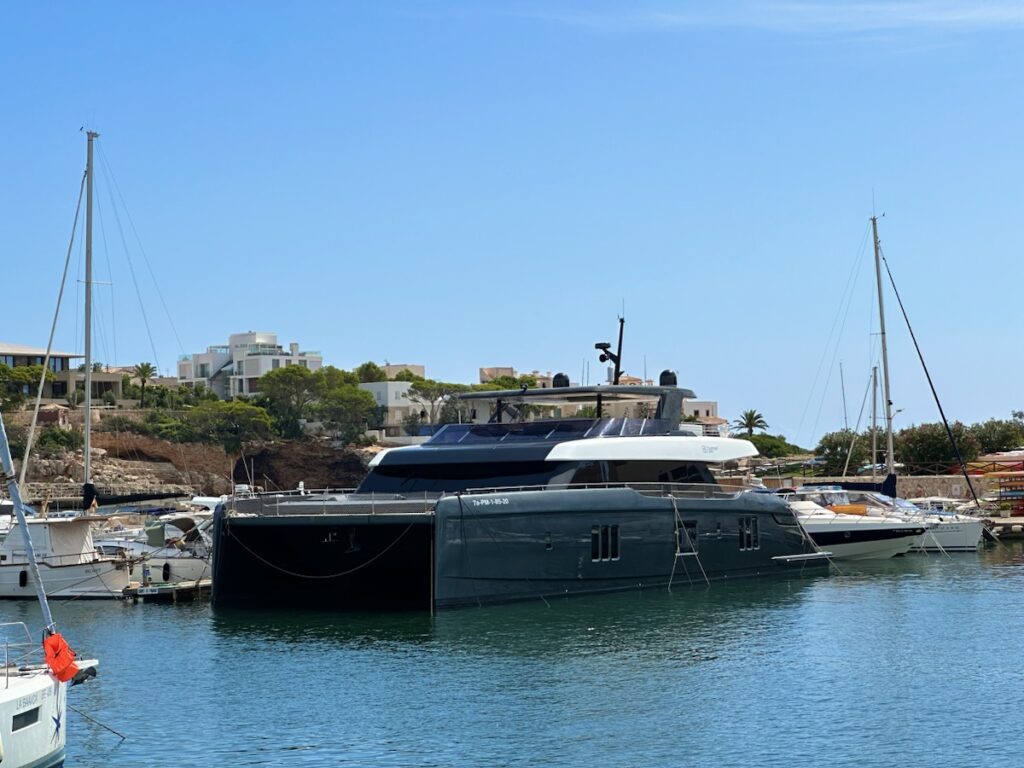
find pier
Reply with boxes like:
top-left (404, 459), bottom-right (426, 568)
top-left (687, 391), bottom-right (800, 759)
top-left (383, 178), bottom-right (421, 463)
top-left (124, 578), bottom-right (212, 604)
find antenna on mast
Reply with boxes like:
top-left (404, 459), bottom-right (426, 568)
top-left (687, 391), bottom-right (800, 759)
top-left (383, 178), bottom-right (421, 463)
top-left (594, 315), bottom-right (625, 384)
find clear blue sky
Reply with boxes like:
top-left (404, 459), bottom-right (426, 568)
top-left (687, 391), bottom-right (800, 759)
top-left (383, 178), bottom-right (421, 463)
top-left (3, 1), bottom-right (1021, 448)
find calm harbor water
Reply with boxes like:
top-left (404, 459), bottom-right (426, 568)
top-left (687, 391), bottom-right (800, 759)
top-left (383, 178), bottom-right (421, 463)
top-left (5, 543), bottom-right (1024, 767)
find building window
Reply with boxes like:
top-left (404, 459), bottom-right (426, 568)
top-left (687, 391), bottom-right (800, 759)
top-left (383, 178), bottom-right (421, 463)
top-left (0, 355), bottom-right (13, 367)
top-left (739, 516), bottom-right (760, 551)
top-left (272, 359), bottom-right (280, 370)
top-left (299, 359), bottom-right (308, 369)
top-left (237, 361), bottom-right (245, 376)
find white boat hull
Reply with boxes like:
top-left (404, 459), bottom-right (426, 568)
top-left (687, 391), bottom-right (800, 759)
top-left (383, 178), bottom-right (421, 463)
top-left (0, 561), bottom-right (130, 599)
top-left (0, 669), bottom-right (66, 768)
top-left (800, 526), bottom-right (919, 560)
top-left (912, 518), bottom-right (985, 552)
top-left (135, 555), bottom-right (212, 585)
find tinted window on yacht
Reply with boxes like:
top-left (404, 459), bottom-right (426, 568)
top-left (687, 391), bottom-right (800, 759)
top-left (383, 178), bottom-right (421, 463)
top-left (606, 461), bottom-right (716, 485)
top-left (357, 461), bottom-right (578, 494)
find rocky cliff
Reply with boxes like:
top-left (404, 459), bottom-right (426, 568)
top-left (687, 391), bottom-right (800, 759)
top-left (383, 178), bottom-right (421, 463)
top-left (15, 433), bottom-right (373, 503)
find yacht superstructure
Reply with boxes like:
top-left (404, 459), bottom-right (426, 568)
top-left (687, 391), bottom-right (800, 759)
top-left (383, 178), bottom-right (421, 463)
top-left (213, 383), bottom-right (829, 610)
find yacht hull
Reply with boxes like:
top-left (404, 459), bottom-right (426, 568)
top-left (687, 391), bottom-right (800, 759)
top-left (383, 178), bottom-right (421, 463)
top-left (212, 489), bottom-right (826, 611)
top-left (0, 670), bottom-right (66, 768)
top-left (212, 510), bottom-right (435, 610)
top-left (912, 519), bottom-right (984, 552)
top-left (801, 524), bottom-right (922, 560)
top-left (0, 561), bottom-right (130, 599)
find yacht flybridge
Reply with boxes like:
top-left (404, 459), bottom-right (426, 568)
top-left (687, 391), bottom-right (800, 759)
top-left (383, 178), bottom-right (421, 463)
top-left (212, 381), bottom-right (830, 611)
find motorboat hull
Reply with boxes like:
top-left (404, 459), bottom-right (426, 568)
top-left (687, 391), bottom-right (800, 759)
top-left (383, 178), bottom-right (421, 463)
top-left (800, 523), bottom-right (924, 560)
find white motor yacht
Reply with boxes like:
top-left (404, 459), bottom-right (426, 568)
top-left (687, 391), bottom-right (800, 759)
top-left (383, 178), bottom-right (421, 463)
top-left (780, 490), bottom-right (928, 560)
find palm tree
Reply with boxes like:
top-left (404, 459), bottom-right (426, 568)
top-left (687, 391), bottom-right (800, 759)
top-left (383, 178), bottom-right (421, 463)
top-left (133, 362), bottom-right (157, 408)
top-left (733, 409), bottom-right (769, 436)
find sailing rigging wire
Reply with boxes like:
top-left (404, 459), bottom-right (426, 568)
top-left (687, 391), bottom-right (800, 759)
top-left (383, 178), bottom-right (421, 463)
top-left (91, 183), bottom-right (116, 372)
top-left (795, 223), bottom-right (871, 448)
top-left (96, 142), bottom-right (186, 362)
top-left (841, 372), bottom-right (874, 478)
top-left (18, 171), bottom-right (87, 487)
top-left (95, 153), bottom-right (162, 374)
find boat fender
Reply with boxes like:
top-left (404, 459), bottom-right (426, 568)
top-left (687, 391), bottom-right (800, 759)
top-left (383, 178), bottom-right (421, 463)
top-left (162, 562), bottom-right (171, 582)
top-left (70, 665), bottom-right (97, 687)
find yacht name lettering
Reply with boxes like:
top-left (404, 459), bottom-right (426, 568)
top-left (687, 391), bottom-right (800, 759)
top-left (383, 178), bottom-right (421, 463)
top-left (470, 498), bottom-right (510, 507)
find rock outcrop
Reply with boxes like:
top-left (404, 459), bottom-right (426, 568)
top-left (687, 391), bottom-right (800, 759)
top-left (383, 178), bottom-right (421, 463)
top-left (12, 433), bottom-right (374, 503)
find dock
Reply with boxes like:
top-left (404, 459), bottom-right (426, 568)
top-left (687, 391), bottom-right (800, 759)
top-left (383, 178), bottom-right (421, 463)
top-left (984, 517), bottom-right (1024, 540)
top-left (124, 579), bottom-right (213, 604)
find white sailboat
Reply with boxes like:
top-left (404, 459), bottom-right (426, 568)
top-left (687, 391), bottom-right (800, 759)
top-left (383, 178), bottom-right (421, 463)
top-left (0, 131), bottom-right (132, 600)
top-left (861, 217), bottom-right (984, 552)
top-left (0, 391), bottom-right (99, 766)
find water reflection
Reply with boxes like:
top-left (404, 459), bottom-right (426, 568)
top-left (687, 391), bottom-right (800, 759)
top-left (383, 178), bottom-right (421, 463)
top-left (209, 573), bottom-right (828, 661)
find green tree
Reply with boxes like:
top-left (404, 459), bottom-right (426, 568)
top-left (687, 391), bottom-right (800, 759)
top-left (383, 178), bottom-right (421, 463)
top-left (436, 383), bottom-right (473, 424)
top-left (747, 433), bottom-right (806, 459)
top-left (896, 422), bottom-right (980, 474)
top-left (969, 418), bottom-right (1024, 455)
top-left (185, 401), bottom-right (273, 454)
top-left (354, 361), bottom-right (387, 383)
top-left (732, 409), bottom-right (769, 436)
top-left (315, 366), bottom-right (359, 392)
top-left (407, 379), bottom-right (463, 426)
top-left (0, 364), bottom-right (54, 410)
top-left (133, 362), bottom-right (157, 408)
top-left (402, 411), bottom-right (422, 436)
top-left (814, 429), bottom-right (868, 476)
top-left (392, 368), bottom-right (424, 383)
top-left (479, 374), bottom-right (537, 391)
top-left (34, 425), bottom-right (83, 457)
top-left (258, 365), bottom-right (319, 437)
top-left (317, 386), bottom-right (378, 443)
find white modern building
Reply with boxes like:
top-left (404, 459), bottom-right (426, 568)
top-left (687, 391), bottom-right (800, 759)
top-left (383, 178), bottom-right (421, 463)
top-left (359, 381), bottom-right (418, 428)
top-left (177, 331), bottom-right (323, 399)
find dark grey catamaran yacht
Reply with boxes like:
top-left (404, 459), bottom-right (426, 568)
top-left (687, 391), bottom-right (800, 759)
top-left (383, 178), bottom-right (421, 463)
top-left (212, 379), bottom-right (828, 610)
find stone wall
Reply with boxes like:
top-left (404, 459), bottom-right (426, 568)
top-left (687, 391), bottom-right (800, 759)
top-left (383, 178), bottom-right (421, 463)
top-left (760, 474), bottom-right (995, 500)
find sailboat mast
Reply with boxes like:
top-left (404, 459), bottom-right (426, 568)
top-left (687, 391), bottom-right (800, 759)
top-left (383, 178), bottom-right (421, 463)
top-left (83, 131), bottom-right (97, 488)
top-left (871, 366), bottom-right (878, 483)
top-left (871, 216), bottom-right (896, 476)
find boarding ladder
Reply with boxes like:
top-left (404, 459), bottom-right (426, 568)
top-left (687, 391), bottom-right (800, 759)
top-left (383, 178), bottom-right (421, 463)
top-left (667, 495), bottom-right (710, 590)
